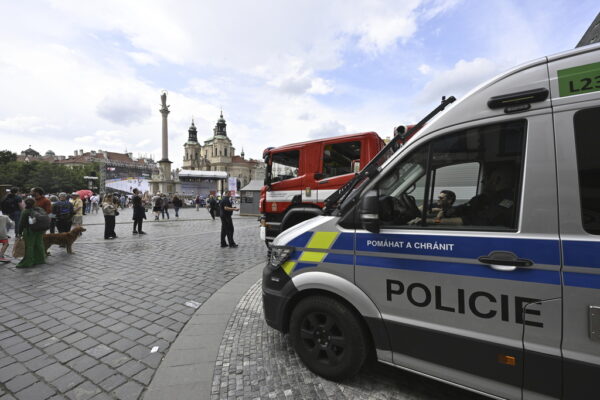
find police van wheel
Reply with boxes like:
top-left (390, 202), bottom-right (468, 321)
top-left (289, 295), bottom-right (368, 381)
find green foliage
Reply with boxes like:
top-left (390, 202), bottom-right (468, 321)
top-left (0, 150), bottom-right (17, 164)
top-left (0, 161), bottom-right (100, 194)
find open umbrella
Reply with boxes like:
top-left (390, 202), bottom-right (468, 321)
top-left (76, 189), bottom-right (94, 199)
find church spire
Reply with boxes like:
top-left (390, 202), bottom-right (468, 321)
top-left (214, 111), bottom-right (227, 137)
top-left (241, 147), bottom-right (245, 158)
top-left (188, 118), bottom-right (198, 142)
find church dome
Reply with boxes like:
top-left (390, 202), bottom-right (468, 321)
top-left (22, 147), bottom-right (40, 157)
top-left (45, 150), bottom-right (56, 156)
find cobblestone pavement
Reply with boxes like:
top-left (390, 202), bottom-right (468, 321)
top-left (0, 208), bottom-right (265, 400)
top-left (212, 281), bottom-right (487, 400)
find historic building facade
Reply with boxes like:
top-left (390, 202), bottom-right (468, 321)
top-left (181, 112), bottom-right (264, 193)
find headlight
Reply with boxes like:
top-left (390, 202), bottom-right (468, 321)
top-left (269, 246), bottom-right (294, 268)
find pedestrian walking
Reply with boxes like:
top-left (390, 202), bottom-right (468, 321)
top-left (172, 195), bottom-right (182, 218)
top-left (0, 213), bottom-right (13, 262)
top-left (120, 194), bottom-right (127, 209)
top-left (131, 189), bottom-right (146, 234)
top-left (195, 195), bottom-right (201, 211)
top-left (16, 198), bottom-right (46, 268)
top-left (207, 194), bottom-right (218, 220)
top-left (48, 195), bottom-right (58, 233)
top-left (220, 190), bottom-right (239, 248)
top-left (102, 194), bottom-right (118, 239)
top-left (161, 194), bottom-right (170, 219)
top-left (0, 187), bottom-right (23, 234)
top-left (152, 193), bottom-right (162, 220)
top-left (91, 194), bottom-right (100, 214)
top-left (53, 193), bottom-right (74, 233)
top-left (70, 193), bottom-right (84, 228)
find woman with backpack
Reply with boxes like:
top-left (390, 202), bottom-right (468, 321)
top-left (16, 198), bottom-right (46, 268)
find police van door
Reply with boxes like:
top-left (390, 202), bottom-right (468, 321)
top-left (550, 50), bottom-right (600, 399)
top-left (354, 116), bottom-right (562, 399)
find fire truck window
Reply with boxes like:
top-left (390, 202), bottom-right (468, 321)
top-left (574, 106), bottom-right (600, 234)
top-left (271, 150), bottom-right (300, 183)
top-left (322, 141), bottom-right (361, 178)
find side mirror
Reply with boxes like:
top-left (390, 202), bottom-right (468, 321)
top-left (359, 190), bottom-right (380, 233)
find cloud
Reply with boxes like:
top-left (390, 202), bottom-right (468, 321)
top-left (418, 64), bottom-right (432, 74)
top-left (417, 58), bottom-right (499, 104)
top-left (96, 94), bottom-right (152, 125)
top-left (308, 121), bottom-right (348, 139)
top-left (128, 52), bottom-right (158, 66)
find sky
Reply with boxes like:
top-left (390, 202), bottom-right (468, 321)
top-left (0, 0), bottom-right (596, 168)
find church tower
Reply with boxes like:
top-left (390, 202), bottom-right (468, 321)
top-left (183, 119), bottom-right (203, 170)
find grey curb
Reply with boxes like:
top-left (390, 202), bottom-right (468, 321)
top-left (143, 263), bottom-right (264, 400)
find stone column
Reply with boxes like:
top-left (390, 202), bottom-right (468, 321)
top-left (160, 92), bottom-right (170, 162)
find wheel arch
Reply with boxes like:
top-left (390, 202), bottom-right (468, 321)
top-left (281, 206), bottom-right (324, 231)
top-left (282, 271), bottom-right (392, 359)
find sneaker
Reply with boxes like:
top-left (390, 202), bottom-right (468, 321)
top-left (155, 217), bottom-right (159, 220)
top-left (133, 231), bottom-right (138, 234)
top-left (0, 257), bottom-right (10, 263)
top-left (220, 244), bottom-right (228, 248)
top-left (138, 231), bottom-right (147, 235)
top-left (229, 244), bottom-right (238, 248)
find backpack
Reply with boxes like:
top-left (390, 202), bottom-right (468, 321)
top-left (28, 207), bottom-right (51, 232)
top-left (55, 201), bottom-right (73, 220)
top-left (1, 196), bottom-right (19, 214)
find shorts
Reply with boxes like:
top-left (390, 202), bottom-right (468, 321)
top-left (153, 206), bottom-right (161, 212)
top-left (73, 216), bottom-right (83, 225)
top-left (0, 239), bottom-right (8, 244)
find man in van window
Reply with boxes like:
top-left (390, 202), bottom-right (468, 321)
top-left (410, 190), bottom-right (456, 225)
top-left (439, 166), bottom-right (516, 228)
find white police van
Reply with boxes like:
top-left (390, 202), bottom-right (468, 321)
top-left (262, 43), bottom-right (600, 399)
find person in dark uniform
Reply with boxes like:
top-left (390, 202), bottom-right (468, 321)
top-left (435, 165), bottom-right (517, 228)
top-left (220, 191), bottom-right (239, 248)
top-left (207, 195), bottom-right (218, 220)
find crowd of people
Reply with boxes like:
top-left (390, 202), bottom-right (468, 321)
top-left (0, 187), bottom-right (241, 268)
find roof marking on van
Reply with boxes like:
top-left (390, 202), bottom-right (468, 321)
top-left (557, 62), bottom-right (600, 97)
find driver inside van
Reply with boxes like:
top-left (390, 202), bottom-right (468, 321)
top-left (410, 190), bottom-right (457, 224)
top-left (410, 166), bottom-right (517, 228)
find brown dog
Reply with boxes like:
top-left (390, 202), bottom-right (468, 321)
top-left (43, 227), bottom-right (87, 254)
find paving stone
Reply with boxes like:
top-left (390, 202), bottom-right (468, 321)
top-left (95, 332), bottom-right (120, 346)
top-left (37, 364), bottom-right (71, 382)
top-left (81, 364), bottom-right (114, 385)
top-left (54, 348), bottom-right (83, 364)
top-left (112, 381), bottom-right (143, 400)
top-left (84, 345), bottom-right (112, 359)
top-left (97, 374), bottom-right (127, 392)
top-left (99, 352), bottom-right (130, 368)
top-left (66, 355), bottom-right (98, 372)
top-left (5, 373), bottom-right (37, 393)
top-left (24, 355), bottom-right (55, 372)
top-left (14, 348), bottom-right (43, 362)
top-left (132, 368), bottom-right (154, 385)
top-left (65, 381), bottom-right (101, 400)
top-left (110, 338), bottom-right (136, 353)
top-left (14, 381), bottom-right (55, 400)
top-left (72, 337), bottom-right (99, 352)
top-left (0, 363), bottom-right (27, 383)
top-left (49, 372), bottom-right (85, 393)
top-left (116, 360), bottom-right (145, 378)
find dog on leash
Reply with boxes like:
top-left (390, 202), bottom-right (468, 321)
top-left (43, 226), bottom-right (87, 255)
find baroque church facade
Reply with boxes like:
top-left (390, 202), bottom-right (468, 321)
top-left (182, 112), bottom-right (264, 191)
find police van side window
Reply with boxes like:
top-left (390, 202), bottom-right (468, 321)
top-left (377, 120), bottom-right (526, 230)
top-left (574, 107), bottom-right (600, 234)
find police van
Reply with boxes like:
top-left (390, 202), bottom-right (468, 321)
top-left (262, 43), bottom-right (600, 399)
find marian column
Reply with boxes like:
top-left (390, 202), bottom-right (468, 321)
top-left (149, 91), bottom-right (179, 194)
top-left (158, 91), bottom-right (172, 180)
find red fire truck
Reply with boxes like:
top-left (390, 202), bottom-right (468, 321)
top-left (260, 127), bottom-right (412, 243)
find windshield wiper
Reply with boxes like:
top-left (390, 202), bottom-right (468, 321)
top-left (323, 96), bottom-right (456, 215)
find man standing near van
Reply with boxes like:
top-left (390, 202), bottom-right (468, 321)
top-left (220, 190), bottom-right (239, 248)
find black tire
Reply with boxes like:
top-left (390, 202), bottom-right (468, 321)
top-left (289, 295), bottom-right (368, 381)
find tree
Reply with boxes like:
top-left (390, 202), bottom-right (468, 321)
top-left (0, 161), bottom-right (100, 193)
top-left (0, 150), bottom-right (17, 165)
